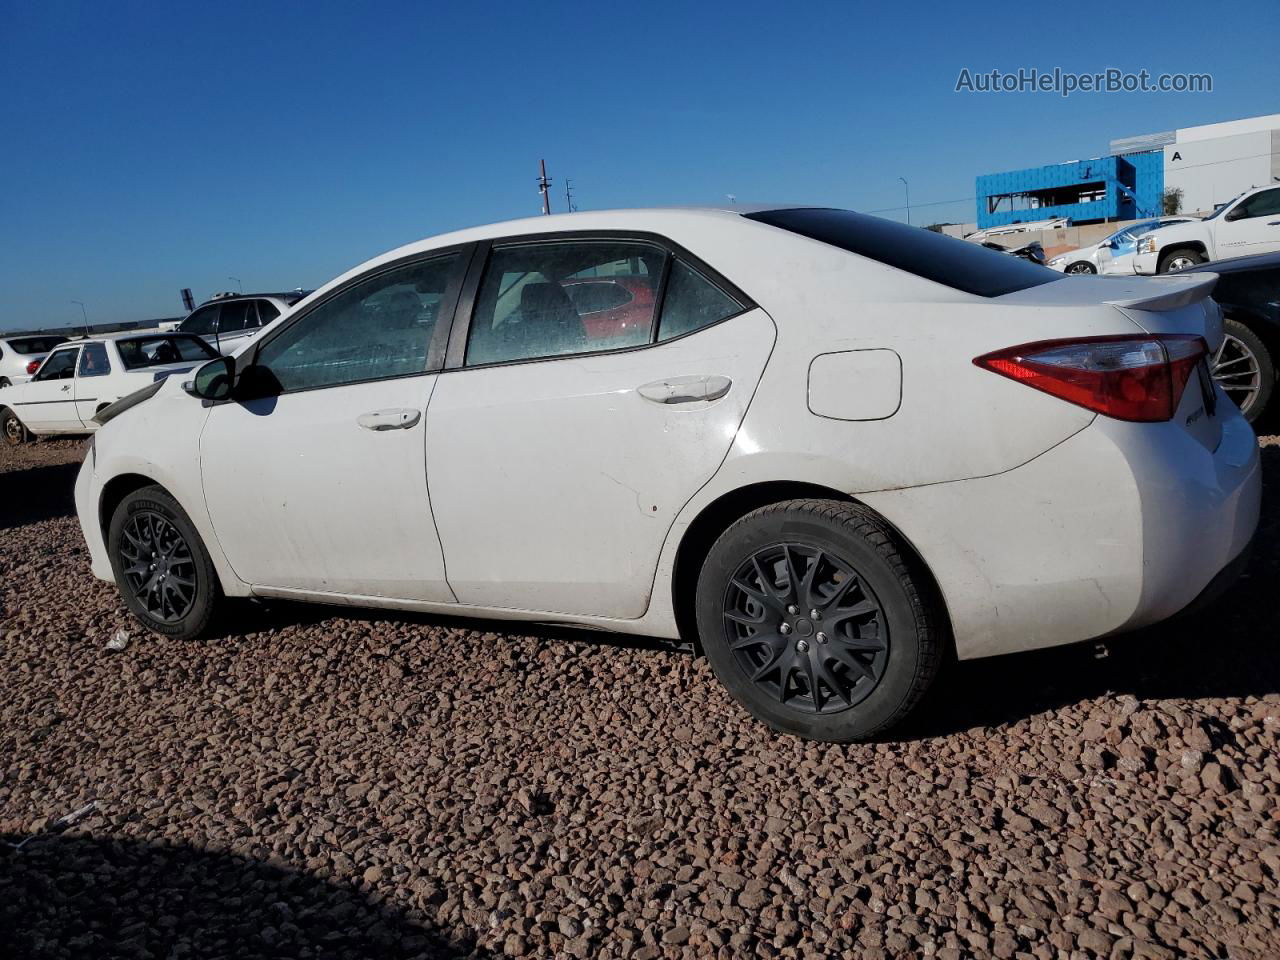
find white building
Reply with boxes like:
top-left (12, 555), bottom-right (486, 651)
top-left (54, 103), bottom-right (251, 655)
top-left (1111, 113), bottom-right (1280, 215)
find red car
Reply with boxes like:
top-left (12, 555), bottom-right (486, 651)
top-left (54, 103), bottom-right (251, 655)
top-left (561, 275), bottom-right (656, 343)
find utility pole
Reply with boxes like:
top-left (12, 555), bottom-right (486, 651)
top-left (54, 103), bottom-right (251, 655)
top-left (898, 177), bottom-right (911, 226)
top-left (71, 299), bottom-right (89, 337)
top-left (538, 159), bottom-right (552, 215)
top-left (564, 178), bottom-right (576, 212)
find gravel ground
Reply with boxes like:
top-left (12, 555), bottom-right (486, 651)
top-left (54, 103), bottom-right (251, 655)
top-left (1, 436), bottom-right (1278, 960)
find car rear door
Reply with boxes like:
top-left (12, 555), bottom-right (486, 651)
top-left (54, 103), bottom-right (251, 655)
top-left (199, 249), bottom-right (467, 601)
top-left (72, 342), bottom-right (113, 422)
top-left (16, 346), bottom-right (82, 431)
top-left (425, 234), bottom-right (775, 619)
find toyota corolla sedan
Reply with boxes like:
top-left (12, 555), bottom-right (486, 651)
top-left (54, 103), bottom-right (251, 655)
top-left (74, 207), bottom-right (1261, 742)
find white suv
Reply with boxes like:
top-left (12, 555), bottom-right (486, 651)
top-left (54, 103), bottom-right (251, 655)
top-left (1133, 184), bottom-right (1280, 273)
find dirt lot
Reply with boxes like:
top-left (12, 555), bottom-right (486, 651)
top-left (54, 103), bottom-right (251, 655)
top-left (1, 437), bottom-right (1277, 960)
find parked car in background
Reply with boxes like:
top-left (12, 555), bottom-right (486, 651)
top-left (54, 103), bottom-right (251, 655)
top-left (0, 334), bottom-right (65, 388)
top-left (75, 207), bottom-right (1259, 742)
top-left (1178, 250), bottom-right (1280, 424)
top-left (177, 291), bottom-right (310, 355)
top-left (1133, 184), bottom-right (1280, 273)
top-left (977, 239), bottom-right (1047, 266)
top-left (1, 332), bottom-right (218, 445)
top-left (1048, 218), bottom-right (1196, 275)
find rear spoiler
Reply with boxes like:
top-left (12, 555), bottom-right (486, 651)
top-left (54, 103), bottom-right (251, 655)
top-left (1103, 273), bottom-right (1218, 312)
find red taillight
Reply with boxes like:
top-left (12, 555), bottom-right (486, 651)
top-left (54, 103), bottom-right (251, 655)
top-left (26, 359), bottom-right (41, 375)
top-left (974, 335), bottom-right (1207, 422)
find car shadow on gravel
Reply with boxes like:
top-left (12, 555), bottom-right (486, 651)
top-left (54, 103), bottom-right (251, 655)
top-left (0, 460), bottom-right (81, 529)
top-left (0, 832), bottom-right (490, 959)
top-left (904, 443), bottom-right (1280, 739)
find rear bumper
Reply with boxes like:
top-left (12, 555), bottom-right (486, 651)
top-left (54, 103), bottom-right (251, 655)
top-left (860, 407), bottom-right (1261, 660)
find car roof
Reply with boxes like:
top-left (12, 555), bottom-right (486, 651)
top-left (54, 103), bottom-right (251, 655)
top-left (198, 291), bottom-right (311, 306)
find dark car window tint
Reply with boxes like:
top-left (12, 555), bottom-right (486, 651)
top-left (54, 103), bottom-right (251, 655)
top-left (745, 208), bottom-right (1060, 298)
top-left (34, 347), bottom-right (80, 381)
top-left (657, 261), bottom-right (745, 341)
top-left (218, 300), bottom-right (252, 334)
top-left (257, 299), bottom-right (281, 325)
top-left (255, 254), bottom-right (459, 392)
top-left (78, 342), bottom-right (111, 377)
top-left (180, 305), bottom-right (219, 336)
top-left (467, 241), bottom-right (664, 366)
top-left (117, 335), bottom-right (218, 370)
top-left (1236, 188), bottom-right (1280, 220)
top-left (9, 336), bottom-right (64, 355)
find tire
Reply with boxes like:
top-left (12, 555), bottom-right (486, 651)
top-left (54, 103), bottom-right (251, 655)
top-left (1065, 261), bottom-right (1096, 275)
top-left (1158, 248), bottom-right (1205, 273)
top-left (1213, 318), bottom-right (1274, 423)
top-left (0, 377), bottom-right (11, 389)
top-left (695, 499), bottom-right (945, 742)
top-left (2, 407), bottom-right (26, 446)
top-left (107, 484), bottom-right (222, 640)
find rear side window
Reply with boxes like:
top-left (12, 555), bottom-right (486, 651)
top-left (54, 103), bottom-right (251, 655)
top-left (117, 335), bottom-right (218, 369)
top-left (745, 208), bottom-right (1060, 298)
top-left (78, 342), bottom-right (111, 377)
top-left (257, 299), bottom-right (281, 325)
top-left (658, 261), bottom-right (743, 342)
top-left (218, 300), bottom-right (252, 334)
top-left (9, 336), bottom-right (64, 354)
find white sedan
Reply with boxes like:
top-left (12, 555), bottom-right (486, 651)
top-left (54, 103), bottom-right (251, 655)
top-left (74, 207), bottom-right (1260, 741)
top-left (1, 332), bottom-right (218, 445)
top-left (1047, 218), bottom-right (1196, 275)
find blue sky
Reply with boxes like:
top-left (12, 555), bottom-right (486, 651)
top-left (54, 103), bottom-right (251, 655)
top-left (2, 0), bottom-right (1277, 331)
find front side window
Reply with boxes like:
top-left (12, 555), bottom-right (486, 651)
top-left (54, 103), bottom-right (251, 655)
top-left (254, 253), bottom-right (459, 392)
top-left (78, 342), bottom-right (111, 377)
top-left (466, 241), bottom-right (664, 366)
top-left (180, 305), bottom-right (219, 337)
top-left (1234, 188), bottom-right (1280, 220)
top-left (117, 335), bottom-right (218, 370)
top-left (34, 347), bottom-right (80, 381)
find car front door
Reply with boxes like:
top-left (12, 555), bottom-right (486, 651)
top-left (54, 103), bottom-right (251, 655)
top-left (1219, 188), bottom-right (1280, 255)
top-left (199, 249), bottom-right (467, 600)
top-left (425, 236), bottom-right (776, 619)
top-left (16, 346), bottom-right (82, 431)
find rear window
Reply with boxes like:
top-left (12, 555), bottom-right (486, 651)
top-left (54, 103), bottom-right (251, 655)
top-left (7, 336), bottom-right (65, 354)
top-left (116, 335), bottom-right (218, 370)
top-left (744, 208), bottom-right (1061, 298)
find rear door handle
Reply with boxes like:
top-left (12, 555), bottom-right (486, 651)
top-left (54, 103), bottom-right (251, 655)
top-left (357, 408), bottom-right (421, 431)
top-left (637, 375), bottom-right (732, 404)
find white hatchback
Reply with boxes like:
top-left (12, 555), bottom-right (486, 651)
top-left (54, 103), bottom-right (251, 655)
top-left (74, 207), bottom-right (1261, 741)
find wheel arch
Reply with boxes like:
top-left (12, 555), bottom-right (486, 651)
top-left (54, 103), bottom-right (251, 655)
top-left (1159, 241), bottom-right (1208, 265)
top-left (669, 480), bottom-right (952, 651)
top-left (98, 472), bottom-right (164, 543)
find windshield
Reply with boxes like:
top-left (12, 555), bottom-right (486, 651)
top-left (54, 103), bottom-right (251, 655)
top-left (745, 208), bottom-right (1059, 298)
top-left (116, 334), bottom-right (218, 370)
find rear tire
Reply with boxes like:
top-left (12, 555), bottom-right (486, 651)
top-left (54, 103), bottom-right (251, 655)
top-left (107, 485), bottom-right (222, 640)
top-left (1158, 248), bottom-right (1205, 273)
top-left (1065, 261), bottom-right (1096, 275)
top-left (2, 407), bottom-right (26, 446)
top-left (695, 499), bottom-right (945, 742)
top-left (1213, 318), bottom-right (1274, 423)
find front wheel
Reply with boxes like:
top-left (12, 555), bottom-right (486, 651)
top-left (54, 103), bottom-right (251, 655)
top-left (107, 485), bottom-right (222, 639)
top-left (2, 407), bottom-right (26, 446)
top-left (1212, 318), bottom-right (1274, 423)
top-left (695, 499), bottom-right (945, 741)
top-left (0, 377), bottom-right (11, 389)
top-left (1159, 249), bottom-right (1205, 273)
top-left (1065, 261), bottom-right (1096, 275)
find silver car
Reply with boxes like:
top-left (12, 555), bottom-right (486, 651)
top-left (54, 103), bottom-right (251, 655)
top-left (0, 334), bottom-right (65, 388)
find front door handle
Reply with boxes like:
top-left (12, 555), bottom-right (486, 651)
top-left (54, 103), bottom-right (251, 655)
top-left (357, 408), bottom-right (421, 431)
top-left (61, 384), bottom-right (71, 392)
top-left (637, 375), bottom-right (732, 404)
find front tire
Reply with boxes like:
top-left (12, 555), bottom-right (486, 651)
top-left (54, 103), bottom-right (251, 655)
top-left (1213, 318), bottom-right (1274, 423)
top-left (1065, 261), bottom-right (1096, 275)
top-left (107, 485), bottom-right (222, 640)
top-left (2, 407), bottom-right (26, 446)
top-left (0, 377), bottom-right (11, 389)
top-left (695, 499), bottom-right (944, 742)
top-left (1158, 248), bottom-right (1205, 273)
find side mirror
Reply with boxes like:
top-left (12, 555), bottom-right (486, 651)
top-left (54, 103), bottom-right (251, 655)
top-left (1224, 206), bottom-right (1246, 222)
top-left (186, 356), bottom-right (234, 401)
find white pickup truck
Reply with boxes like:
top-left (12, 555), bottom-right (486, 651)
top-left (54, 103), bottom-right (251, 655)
top-left (1133, 183), bottom-right (1280, 273)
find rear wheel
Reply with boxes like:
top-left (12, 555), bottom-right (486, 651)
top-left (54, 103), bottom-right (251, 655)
top-left (108, 485), bottom-right (222, 639)
top-left (1065, 261), bottom-right (1096, 275)
top-left (1212, 318), bottom-right (1274, 423)
top-left (1159, 248), bottom-right (1205, 273)
top-left (2, 407), bottom-right (26, 446)
top-left (695, 499), bottom-right (944, 741)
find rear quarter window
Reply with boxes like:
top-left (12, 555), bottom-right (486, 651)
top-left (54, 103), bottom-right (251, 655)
top-left (745, 208), bottom-right (1061, 298)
